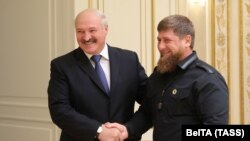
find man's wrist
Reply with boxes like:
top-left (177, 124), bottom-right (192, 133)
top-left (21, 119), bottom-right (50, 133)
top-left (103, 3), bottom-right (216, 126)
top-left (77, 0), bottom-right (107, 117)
top-left (95, 126), bottom-right (103, 139)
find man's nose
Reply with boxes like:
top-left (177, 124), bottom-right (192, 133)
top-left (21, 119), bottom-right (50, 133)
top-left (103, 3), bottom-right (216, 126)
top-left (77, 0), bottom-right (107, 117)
top-left (82, 32), bottom-right (91, 41)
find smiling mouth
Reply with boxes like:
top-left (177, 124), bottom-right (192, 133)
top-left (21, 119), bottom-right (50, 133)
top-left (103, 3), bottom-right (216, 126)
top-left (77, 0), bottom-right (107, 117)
top-left (82, 40), bottom-right (96, 45)
top-left (83, 42), bottom-right (94, 45)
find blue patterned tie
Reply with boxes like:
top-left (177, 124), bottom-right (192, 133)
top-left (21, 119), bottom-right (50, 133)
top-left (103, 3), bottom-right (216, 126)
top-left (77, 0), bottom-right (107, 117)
top-left (91, 55), bottom-right (109, 94)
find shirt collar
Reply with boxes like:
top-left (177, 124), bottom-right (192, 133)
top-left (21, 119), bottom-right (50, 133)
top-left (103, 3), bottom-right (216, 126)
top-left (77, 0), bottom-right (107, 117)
top-left (178, 51), bottom-right (198, 70)
top-left (84, 44), bottom-right (109, 60)
top-left (100, 44), bottom-right (109, 60)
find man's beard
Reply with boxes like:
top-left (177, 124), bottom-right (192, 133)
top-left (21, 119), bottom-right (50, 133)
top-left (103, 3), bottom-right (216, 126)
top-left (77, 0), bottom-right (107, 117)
top-left (156, 52), bottom-right (181, 74)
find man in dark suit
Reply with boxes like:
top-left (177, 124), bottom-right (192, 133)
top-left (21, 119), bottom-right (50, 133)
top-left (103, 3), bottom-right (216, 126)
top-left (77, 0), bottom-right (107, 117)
top-left (48, 8), bottom-right (151, 141)
top-left (137, 15), bottom-right (228, 141)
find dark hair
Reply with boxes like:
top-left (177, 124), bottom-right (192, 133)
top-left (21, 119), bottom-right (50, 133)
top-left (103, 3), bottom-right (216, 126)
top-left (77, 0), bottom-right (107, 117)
top-left (157, 15), bottom-right (195, 49)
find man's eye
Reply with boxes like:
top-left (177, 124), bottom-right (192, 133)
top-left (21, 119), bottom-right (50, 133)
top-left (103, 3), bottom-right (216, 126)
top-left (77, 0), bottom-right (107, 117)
top-left (90, 30), bottom-right (96, 33)
top-left (77, 30), bottom-right (83, 33)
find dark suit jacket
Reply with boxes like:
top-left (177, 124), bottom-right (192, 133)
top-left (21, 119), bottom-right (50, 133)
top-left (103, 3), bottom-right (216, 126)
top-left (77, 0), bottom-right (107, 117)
top-left (48, 46), bottom-right (151, 141)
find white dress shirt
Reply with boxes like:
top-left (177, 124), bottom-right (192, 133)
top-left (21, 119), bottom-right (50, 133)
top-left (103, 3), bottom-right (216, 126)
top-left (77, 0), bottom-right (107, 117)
top-left (84, 44), bottom-right (110, 89)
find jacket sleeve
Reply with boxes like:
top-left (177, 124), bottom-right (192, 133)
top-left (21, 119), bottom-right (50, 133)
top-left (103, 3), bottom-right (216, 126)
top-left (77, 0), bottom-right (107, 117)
top-left (125, 53), bottom-right (153, 139)
top-left (48, 59), bottom-right (100, 141)
top-left (196, 72), bottom-right (229, 124)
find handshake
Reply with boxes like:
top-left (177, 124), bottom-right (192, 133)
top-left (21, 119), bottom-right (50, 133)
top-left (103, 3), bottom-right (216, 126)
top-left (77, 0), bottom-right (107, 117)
top-left (97, 122), bottom-right (128, 141)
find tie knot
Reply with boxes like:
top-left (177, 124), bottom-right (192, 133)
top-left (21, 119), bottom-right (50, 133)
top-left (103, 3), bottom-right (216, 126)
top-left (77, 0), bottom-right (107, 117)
top-left (91, 55), bottom-right (102, 63)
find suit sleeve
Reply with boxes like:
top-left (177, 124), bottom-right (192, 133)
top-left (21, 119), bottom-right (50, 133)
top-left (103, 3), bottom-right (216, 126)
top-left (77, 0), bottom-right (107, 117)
top-left (124, 53), bottom-right (152, 139)
top-left (48, 59), bottom-right (100, 141)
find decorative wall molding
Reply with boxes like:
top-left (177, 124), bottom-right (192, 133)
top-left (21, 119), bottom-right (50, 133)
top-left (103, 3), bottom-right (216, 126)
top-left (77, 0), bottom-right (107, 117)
top-left (0, 120), bottom-right (56, 141)
top-left (211, 0), bottom-right (230, 84)
top-left (240, 0), bottom-right (250, 124)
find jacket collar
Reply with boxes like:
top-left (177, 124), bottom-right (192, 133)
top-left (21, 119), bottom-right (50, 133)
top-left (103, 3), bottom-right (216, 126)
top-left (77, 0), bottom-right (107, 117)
top-left (178, 51), bottom-right (198, 70)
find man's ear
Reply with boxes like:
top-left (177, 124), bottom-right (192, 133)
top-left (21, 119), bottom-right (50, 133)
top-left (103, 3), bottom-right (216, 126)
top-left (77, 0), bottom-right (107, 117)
top-left (184, 35), bottom-right (192, 48)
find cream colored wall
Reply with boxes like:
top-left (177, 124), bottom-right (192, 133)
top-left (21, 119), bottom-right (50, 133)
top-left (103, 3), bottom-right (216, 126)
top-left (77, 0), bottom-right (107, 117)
top-left (228, 0), bottom-right (241, 124)
top-left (0, 0), bottom-right (74, 141)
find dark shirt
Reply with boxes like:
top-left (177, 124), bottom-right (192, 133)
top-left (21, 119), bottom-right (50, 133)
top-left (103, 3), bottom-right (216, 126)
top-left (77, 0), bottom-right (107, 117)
top-left (142, 51), bottom-right (228, 141)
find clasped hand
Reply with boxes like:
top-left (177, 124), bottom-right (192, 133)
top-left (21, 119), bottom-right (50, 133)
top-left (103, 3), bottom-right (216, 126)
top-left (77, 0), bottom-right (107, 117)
top-left (98, 122), bottom-right (128, 141)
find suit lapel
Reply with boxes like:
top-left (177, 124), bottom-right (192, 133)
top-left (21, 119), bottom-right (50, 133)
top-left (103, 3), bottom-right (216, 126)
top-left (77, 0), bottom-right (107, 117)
top-left (74, 48), bottom-right (108, 94)
top-left (108, 47), bottom-right (120, 95)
